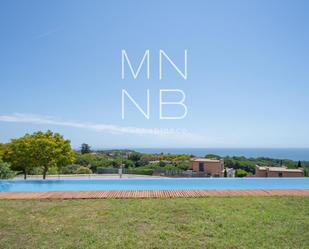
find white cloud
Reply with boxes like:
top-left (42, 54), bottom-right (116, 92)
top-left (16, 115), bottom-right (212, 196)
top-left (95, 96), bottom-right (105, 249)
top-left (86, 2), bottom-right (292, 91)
top-left (33, 27), bottom-right (62, 40)
top-left (0, 113), bottom-right (203, 142)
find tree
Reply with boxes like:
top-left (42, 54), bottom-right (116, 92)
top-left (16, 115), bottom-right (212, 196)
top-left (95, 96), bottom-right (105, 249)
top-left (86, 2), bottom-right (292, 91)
top-left (297, 161), bottom-right (302, 168)
top-left (3, 134), bottom-right (34, 179)
top-left (4, 131), bottom-right (75, 179)
top-left (205, 154), bottom-right (221, 159)
top-left (0, 143), bottom-right (7, 160)
top-left (224, 168), bottom-right (227, 177)
top-left (235, 169), bottom-right (248, 178)
top-left (128, 152), bottom-right (142, 162)
top-left (80, 143), bottom-right (91, 154)
top-left (30, 131), bottom-right (75, 179)
top-left (0, 160), bottom-right (15, 179)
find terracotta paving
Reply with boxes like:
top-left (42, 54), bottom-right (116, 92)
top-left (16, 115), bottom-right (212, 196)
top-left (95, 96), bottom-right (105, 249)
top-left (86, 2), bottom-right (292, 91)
top-left (0, 189), bottom-right (308, 199)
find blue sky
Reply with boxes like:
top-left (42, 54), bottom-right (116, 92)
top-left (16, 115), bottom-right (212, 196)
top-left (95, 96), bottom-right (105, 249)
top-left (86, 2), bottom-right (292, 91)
top-left (0, 0), bottom-right (308, 148)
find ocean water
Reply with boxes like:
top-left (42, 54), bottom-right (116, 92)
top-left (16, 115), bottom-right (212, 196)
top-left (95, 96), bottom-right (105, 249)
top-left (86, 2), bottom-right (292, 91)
top-left (135, 148), bottom-right (309, 161)
top-left (1, 178), bottom-right (308, 192)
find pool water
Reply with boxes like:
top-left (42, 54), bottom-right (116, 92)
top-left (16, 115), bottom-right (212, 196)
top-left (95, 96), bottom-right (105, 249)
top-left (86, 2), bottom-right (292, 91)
top-left (0, 178), bottom-right (309, 192)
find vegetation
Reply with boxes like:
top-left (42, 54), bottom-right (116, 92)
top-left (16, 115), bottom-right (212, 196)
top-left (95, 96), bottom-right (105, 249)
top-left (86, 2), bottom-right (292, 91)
top-left (0, 197), bottom-right (308, 249)
top-left (128, 151), bottom-right (142, 162)
top-left (80, 143), bottom-right (91, 154)
top-left (0, 143), bottom-right (7, 159)
top-left (61, 164), bottom-right (80, 174)
top-left (1, 131), bottom-right (308, 177)
top-left (223, 168), bottom-right (227, 177)
top-left (126, 167), bottom-right (154, 175)
top-left (0, 160), bottom-right (15, 179)
top-left (304, 167), bottom-right (309, 177)
top-left (3, 134), bottom-right (34, 179)
top-left (2, 131), bottom-right (74, 179)
top-left (235, 168), bottom-right (248, 177)
top-left (74, 166), bottom-right (92, 174)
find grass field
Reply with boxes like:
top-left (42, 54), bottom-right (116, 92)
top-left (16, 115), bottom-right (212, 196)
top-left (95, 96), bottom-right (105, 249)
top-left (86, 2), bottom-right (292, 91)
top-left (0, 197), bottom-right (308, 249)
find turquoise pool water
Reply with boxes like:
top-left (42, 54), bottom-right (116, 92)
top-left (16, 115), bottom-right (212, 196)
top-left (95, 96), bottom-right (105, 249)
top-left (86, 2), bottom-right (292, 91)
top-left (0, 178), bottom-right (308, 192)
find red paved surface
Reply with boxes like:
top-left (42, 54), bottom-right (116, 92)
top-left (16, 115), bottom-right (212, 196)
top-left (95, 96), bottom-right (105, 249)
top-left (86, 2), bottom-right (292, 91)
top-left (0, 189), bottom-right (308, 199)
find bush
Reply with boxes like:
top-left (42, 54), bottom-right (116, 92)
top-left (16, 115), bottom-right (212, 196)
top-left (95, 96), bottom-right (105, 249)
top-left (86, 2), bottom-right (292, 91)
top-left (127, 168), bottom-right (154, 175)
top-left (47, 166), bottom-right (58, 175)
top-left (61, 164), bottom-right (80, 174)
top-left (304, 168), bottom-right (309, 177)
top-left (74, 153), bottom-right (111, 171)
top-left (0, 160), bottom-right (15, 179)
top-left (164, 164), bottom-right (179, 170)
top-left (128, 152), bottom-right (142, 162)
top-left (74, 166), bottom-right (93, 174)
top-left (97, 167), bottom-right (118, 174)
top-left (235, 169), bottom-right (248, 178)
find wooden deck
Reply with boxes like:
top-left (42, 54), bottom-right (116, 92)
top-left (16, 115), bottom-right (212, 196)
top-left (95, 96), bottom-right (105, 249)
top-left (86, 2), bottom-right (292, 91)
top-left (0, 189), bottom-right (309, 199)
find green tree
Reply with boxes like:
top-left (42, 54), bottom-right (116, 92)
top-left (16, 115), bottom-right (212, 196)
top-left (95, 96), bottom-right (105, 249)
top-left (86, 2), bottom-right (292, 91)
top-left (297, 161), bottom-right (302, 168)
top-left (128, 152), bottom-right (142, 162)
top-left (0, 143), bottom-right (7, 160)
top-left (205, 154), bottom-right (221, 159)
top-left (80, 143), bottom-right (91, 154)
top-left (30, 131), bottom-right (75, 179)
top-left (0, 160), bottom-right (15, 179)
top-left (4, 131), bottom-right (75, 179)
top-left (224, 168), bottom-right (227, 177)
top-left (304, 168), bottom-right (309, 177)
top-left (235, 169), bottom-right (248, 178)
top-left (3, 134), bottom-right (34, 179)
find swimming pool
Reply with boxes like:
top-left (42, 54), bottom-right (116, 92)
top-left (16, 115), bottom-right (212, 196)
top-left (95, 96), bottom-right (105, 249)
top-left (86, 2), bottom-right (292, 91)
top-left (0, 178), bottom-right (308, 192)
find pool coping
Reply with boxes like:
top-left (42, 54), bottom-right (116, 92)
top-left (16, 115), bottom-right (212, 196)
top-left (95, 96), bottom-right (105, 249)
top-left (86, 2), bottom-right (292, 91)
top-left (0, 189), bottom-right (309, 199)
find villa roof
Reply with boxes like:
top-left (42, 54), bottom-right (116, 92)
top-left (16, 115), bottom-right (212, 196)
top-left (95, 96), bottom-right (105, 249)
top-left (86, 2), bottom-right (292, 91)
top-left (268, 167), bottom-right (303, 172)
top-left (191, 158), bottom-right (221, 163)
top-left (256, 165), bottom-right (303, 173)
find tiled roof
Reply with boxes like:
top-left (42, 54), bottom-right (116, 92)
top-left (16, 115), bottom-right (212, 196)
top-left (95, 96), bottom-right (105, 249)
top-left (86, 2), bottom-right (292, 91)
top-left (268, 167), bottom-right (303, 172)
top-left (256, 165), bottom-right (303, 173)
top-left (191, 158), bottom-right (221, 163)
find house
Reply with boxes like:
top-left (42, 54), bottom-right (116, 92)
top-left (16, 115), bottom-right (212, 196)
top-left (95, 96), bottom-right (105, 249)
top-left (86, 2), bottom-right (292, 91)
top-left (255, 165), bottom-right (304, 177)
top-left (190, 158), bottom-right (225, 177)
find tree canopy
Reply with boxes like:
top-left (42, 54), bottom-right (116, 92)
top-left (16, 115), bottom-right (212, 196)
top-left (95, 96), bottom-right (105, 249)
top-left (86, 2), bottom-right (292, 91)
top-left (80, 143), bottom-right (91, 154)
top-left (3, 130), bottom-right (74, 179)
top-left (3, 134), bottom-right (34, 179)
top-left (0, 160), bottom-right (15, 179)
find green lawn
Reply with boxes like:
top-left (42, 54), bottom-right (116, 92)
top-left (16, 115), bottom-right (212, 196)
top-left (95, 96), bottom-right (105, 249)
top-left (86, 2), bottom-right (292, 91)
top-left (0, 197), bottom-right (308, 249)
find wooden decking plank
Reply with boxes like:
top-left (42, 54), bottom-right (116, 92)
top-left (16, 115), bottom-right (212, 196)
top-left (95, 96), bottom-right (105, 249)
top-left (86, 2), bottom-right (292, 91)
top-left (0, 189), bottom-right (308, 199)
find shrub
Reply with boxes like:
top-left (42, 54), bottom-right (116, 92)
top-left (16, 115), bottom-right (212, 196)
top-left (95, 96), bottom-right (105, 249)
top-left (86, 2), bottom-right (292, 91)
top-left (74, 166), bottom-right (92, 174)
top-left (0, 160), bottom-right (15, 179)
top-left (97, 167), bottom-right (118, 174)
top-left (127, 168), bottom-right (154, 175)
top-left (47, 166), bottom-right (59, 175)
top-left (62, 164), bottom-right (80, 174)
top-left (235, 169), bottom-right (248, 178)
top-left (128, 152), bottom-right (142, 162)
top-left (304, 168), bottom-right (309, 177)
top-left (164, 164), bottom-right (179, 171)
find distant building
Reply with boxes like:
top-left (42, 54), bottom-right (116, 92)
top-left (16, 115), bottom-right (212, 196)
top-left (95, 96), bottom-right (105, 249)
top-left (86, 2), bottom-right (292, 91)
top-left (190, 158), bottom-right (225, 177)
top-left (255, 165), bottom-right (304, 177)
